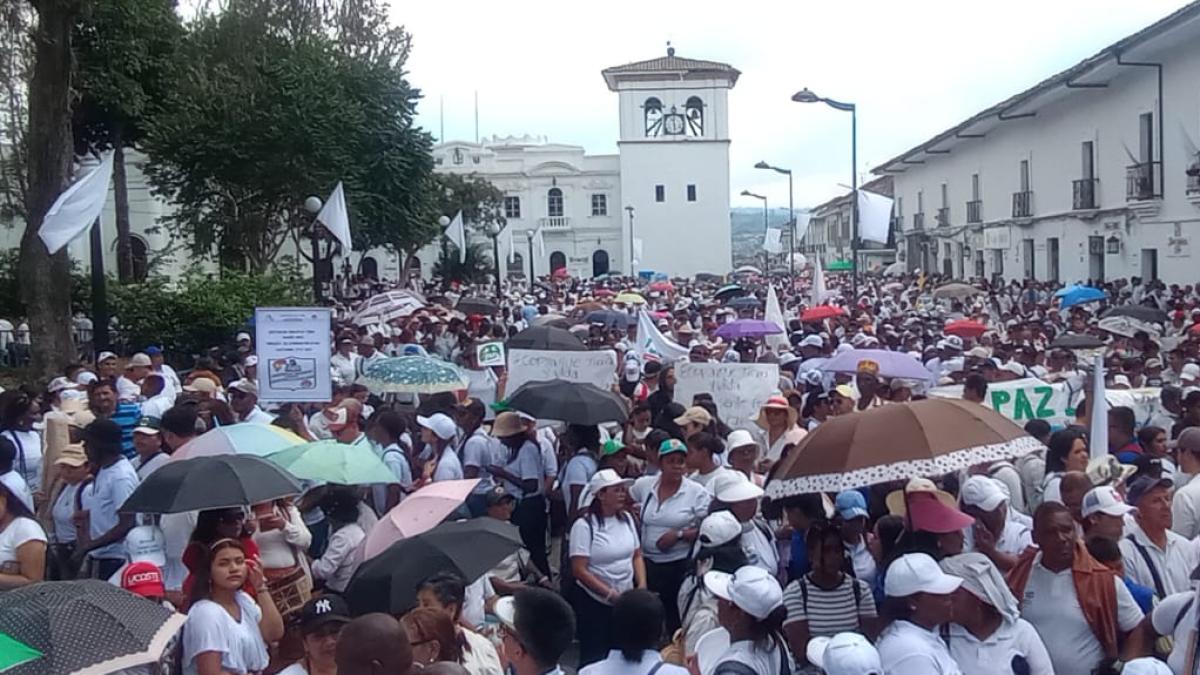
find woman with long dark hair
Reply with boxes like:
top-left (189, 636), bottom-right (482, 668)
top-left (579, 590), bottom-right (689, 674)
top-left (1041, 428), bottom-right (1089, 505)
top-left (182, 507), bottom-right (260, 606)
top-left (401, 608), bottom-right (461, 668)
top-left (0, 390), bottom-right (42, 498)
top-left (677, 511), bottom-right (749, 658)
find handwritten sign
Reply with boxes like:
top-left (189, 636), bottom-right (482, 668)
top-left (506, 349), bottom-right (617, 394)
top-left (476, 341), bottom-right (506, 367)
top-left (673, 362), bottom-right (780, 431)
top-left (929, 377), bottom-right (1163, 428)
top-left (255, 307), bottom-right (333, 403)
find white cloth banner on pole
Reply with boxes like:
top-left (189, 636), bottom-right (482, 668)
top-left (763, 228), bottom-right (783, 254)
top-left (764, 286), bottom-right (788, 352)
top-left (795, 211), bottom-right (813, 243)
top-left (857, 190), bottom-right (894, 245)
top-left (812, 256), bottom-right (828, 305)
top-left (533, 225), bottom-right (546, 259)
top-left (443, 211), bottom-right (466, 263)
top-left (632, 238), bottom-right (644, 266)
top-left (39, 152), bottom-right (115, 255)
top-left (505, 224), bottom-right (515, 264)
top-left (636, 309), bottom-right (688, 363)
top-left (317, 182), bottom-right (353, 253)
top-left (1089, 353), bottom-right (1108, 459)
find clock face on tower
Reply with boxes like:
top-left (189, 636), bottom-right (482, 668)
top-left (662, 113), bottom-right (685, 135)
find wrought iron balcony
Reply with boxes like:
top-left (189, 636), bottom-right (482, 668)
top-left (1012, 191), bottom-right (1033, 218)
top-left (1073, 178), bottom-right (1098, 210)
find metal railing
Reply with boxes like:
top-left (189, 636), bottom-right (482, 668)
top-left (1126, 161), bottom-right (1161, 201)
top-left (912, 212), bottom-right (925, 231)
top-left (538, 216), bottom-right (571, 229)
top-left (936, 207), bottom-right (950, 227)
top-left (966, 200), bottom-right (982, 223)
top-left (1073, 178), bottom-right (1098, 210)
top-left (1012, 191), bottom-right (1033, 218)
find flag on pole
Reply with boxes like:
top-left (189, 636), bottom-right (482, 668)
top-left (636, 308), bottom-right (688, 363)
top-left (533, 225), bottom-right (546, 259)
top-left (317, 182), bottom-right (353, 253)
top-left (632, 238), bottom-right (643, 266)
top-left (764, 285), bottom-right (788, 352)
top-left (443, 211), bottom-right (466, 263)
top-left (857, 190), bottom-right (894, 245)
top-left (505, 223), bottom-right (515, 264)
top-left (763, 228), bottom-right (783, 254)
top-left (812, 256), bottom-right (828, 305)
top-left (1089, 353), bottom-right (1108, 459)
top-left (38, 152), bottom-right (115, 254)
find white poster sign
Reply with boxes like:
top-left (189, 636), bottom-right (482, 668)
top-left (984, 226), bottom-right (1011, 250)
top-left (476, 341), bottom-right (506, 367)
top-left (674, 362), bottom-right (780, 431)
top-left (506, 349), bottom-right (617, 394)
top-left (255, 307), bottom-right (333, 402)
top-left (928, 377), bottom-right (1162, 428)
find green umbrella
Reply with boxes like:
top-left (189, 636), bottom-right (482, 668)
top-left (267, 440), bottom-right (396, 485)
top-left (826, 259), bottom-right (853, 271)
top-left (360, 356), bottom-right (470, 394)
top-left (0, 634), bottom-right (41, 672)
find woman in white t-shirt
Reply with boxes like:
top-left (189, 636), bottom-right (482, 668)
top-left (704, 565), bottom-right (792, 675)
top-left (419, 413), bottom-right (463, 482)
top-left (0, 392), bottom-right (42, 498)
top-left (569, 469), bottom-right (645, 668)
top-left (310, 492), bottom-right (365, 594)
top-left (182, 538), bottom-right (285, 675)
top-left (0, 479), bottom-right (45, 589)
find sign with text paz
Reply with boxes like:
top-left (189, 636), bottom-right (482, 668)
top-left (673, 362), bottom-right (780, 432)
top-left (476, 341), bottom-right (506, 367)
top-left (929, 377), bottom-right (1163, 429)
top-left (505, 349), bottom-right (618, 395)
top-left (254, 307), bottom-right (333, 403)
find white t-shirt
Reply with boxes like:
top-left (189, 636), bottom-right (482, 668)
top-left (1018, 559), bottom-right (1144, 675)
top-left (372, 443), bottom-right (414, 515)
top-left (1, 429), bottom-right (41, 495)
top-left (460, 429), bottom-right (496, 494)
top-left (569, 514), bottom-right (640, 604)
top-left (52, 483), bottom-right (80, 543)
top-left (433, 445), bottom-right (464, 482)
top-left (943, 619), bottom-right (1054, 675)
top-left (561, 452), bottom-right (598, 508)
top-left (876, 620), bottom-right (963, 675)
top-left (1151, 590), bottom-right (1200, 675)
top-left (579, 649), bottom-right (689, 675)
top-left (690, 466), bottom-right (736, 492)
top-left (740, 519), bottom-right (779, 576)
top-left (182, 591), bottom-right (269, 675)
top-left (276, 663), bottom-right (307, 675)
top-left (630, 475), bottom-right (710, 563)
top-left (498, 440), bottom-right (541, 499)
top-left (88, 457), bottom-right (140, 559)
top-left (0, 516), bottom-right (46, 570)
top-left (711, 638), bottom-right (789, 675)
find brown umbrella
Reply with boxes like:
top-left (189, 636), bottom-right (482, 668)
top-left (931, 282), bottom-right (983, 299)
top-left (765, 398), bottom-right (1043, 499)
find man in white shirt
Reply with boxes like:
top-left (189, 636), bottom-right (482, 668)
top-left (960, 475), bottom-right (1032, 572)
top-left (228, 379), bottom-right (275, 425)
top-left (117, 353), bottom-right (152, 402)
top-left (138, 374), bottom-right (174, 420)
top-left (146, 346), bottom-right (182, 394)
top-left (1171, 427), bottom-right (1200, 538)
top-left (494, 590), bottom-right (575, 675)
top-left (75, 419), bottom-right (140, 579)
top-left (456, 399), bottom-right (496, 516)
top-left (354, 337), bottom-right (386, 381)
top-left (1119, 474), bottom-right (1199, 599)
top-left (330, 338), bottom-right (359, 386)
top-left (132, 417), bottom-right (170, 480)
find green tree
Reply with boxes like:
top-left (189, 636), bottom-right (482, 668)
top-left (433, 241), bottom-right (493, 286)
top-left (72, 0), bottom-right (183, 282)
top-left (432, 172), bottom-right (506, 232)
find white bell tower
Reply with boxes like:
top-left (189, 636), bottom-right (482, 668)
top-left (603, 46), bottom-right (739, 276)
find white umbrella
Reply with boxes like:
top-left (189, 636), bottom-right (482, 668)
top-left (883, 261), bottom-right (906, 277)
top-left (352, 290), bottom-right (425, 326)
top-left (733, 265), bottom-right (762, 276)
top-left (1097, 315), bottom-right (1160, 338)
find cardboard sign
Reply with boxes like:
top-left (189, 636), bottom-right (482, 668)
top-left (476, 341), bottom-right (506, 367)
top-left (929, 377), bottom-right (1163, 428)
top-left (255, 307), bottom-right (333, 402)
top-left (506, 349), bottom-right (617, 394)
top-left (673, 362), bottom-right (780, 431)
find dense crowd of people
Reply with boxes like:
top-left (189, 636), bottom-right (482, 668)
top-left (7, 268), bottom-right (1200, 675)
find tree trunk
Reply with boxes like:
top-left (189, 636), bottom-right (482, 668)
top-left (19, 0), bottom-right (79, 376)
top-left (112, 127), bottom-right (133, 282)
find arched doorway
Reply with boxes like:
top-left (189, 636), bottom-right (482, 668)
top-left (592, 250), bottom-right (609, 277)
top-left (360, 256), bottom-right (379, 280)
top-left (406, 256), bottom-right (421, 279)
top-left (130, 236), bottom-right (149, 281)
top-left (549, 251), bottom-right (566, 273)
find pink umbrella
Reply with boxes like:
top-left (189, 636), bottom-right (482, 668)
top-left (360, 478), bottom-right (479, 560)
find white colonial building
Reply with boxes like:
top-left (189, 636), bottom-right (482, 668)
top-left (878, 2), bottom-right (1200, 284)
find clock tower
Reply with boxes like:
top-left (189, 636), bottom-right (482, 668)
top-left (603, 46), bottom-right (739, 276)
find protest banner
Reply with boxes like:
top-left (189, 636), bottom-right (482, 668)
top-left (506, 349), bottom-right (617, 394)
top-left (255, 307), bottom-right (333, 402)
top-left (674, 362), bottom-right (780, 431)
top-left (476, 341), bottom-right (506, 367)
top-left (929, 377), bottom-right (1162, 429)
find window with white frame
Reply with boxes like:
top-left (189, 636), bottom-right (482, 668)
top-left (591, 194), bottom-right (607, 216)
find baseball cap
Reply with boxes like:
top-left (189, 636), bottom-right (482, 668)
top-left (228, 379), bottom-right (258, 397)
top-left (1081, 485), bottom-right (1136, 518)
top-left (1122, 658), bottom-right (1174, 675)
top-left (120, 561), bottom-right (165, 599)
top-left (832, 384), bottom-right (857, 401)
top-left (243, 355), bottom-right (259, 368)
top-left (47, 376), bottom-right (75, 394)
top-left (798, 334), bottom-right (823, 349)
top-left (127, 353), bottom-right (152, 368)
top-left (97, 351), bottom-right (117, 363)
top-left (485, 485), bottom-right (516, 506)
top-left (417, 413), bottom-right (457, 441)
top-left (885, 552), bottom-right (963, 597)
top-left (144, 346), bottom-right (162, 356)
top-left (674, 406), bottom-right (712, 428)
top-left (959, 476), bottom-right (1007, 512)
top-left (725, 429), bottom-right (757, 451)
top-left (835, 490), bottom-right (869, 520)
top-left (710, 472), bottom-right (764, 503)
top-left (806, 633), bottom-right (882, 675)
top-left (182, 378), bottom-right (218, 395)
top-left (1086, 455), bottom-right (1136, 487)
top-left (658, 438), bottom-right (687, 456)
top-left (704, 566), bottom-right (784, 620)
top-left (236, 332), bottom-right (252, 342)
top-left (600, 439), bottom-right (626, 457)
top-left (133, 416), bottom-right (161, 436)
top-left (698, 511), bottom-right (742, 547)
top-left (124, 524), bottom-right (167, 566)
top-left (942, 335), bottom-right (964, 351)
top-left (298, 595), bottom-right (352, 632)
top-left (1183, 363), bottom-right (1200, 383)
top-left (1126, 474), bottom-right (1173, 506)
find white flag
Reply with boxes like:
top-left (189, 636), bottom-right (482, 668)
top-left (764, 285), bottom-right (788, 352)
top-left (317, 182), bottom-right (353, 253)
top-left (763, 228), bottom-right (783, 254)
top-left (857, 190), bottom-right (894, 245)
top-left (636, 308), bottom-right (688, 363)
top-left (505, 224), bottom-right (515, 264)
top-left (812, 256), bottom-right (828, 305)
top-left (633, 238), bottom-right (643, 265)
top-left (533, 225), bottom-right (545, 259)
top-left (443, 211), bottom-right (466, 263)
top-left (1089, 353), bottom-right (1108, 459)
top-left (39, 152), bottom-right (114, 254)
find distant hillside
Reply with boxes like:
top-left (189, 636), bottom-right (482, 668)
top-left (731, 207), bottom-right (802, 267)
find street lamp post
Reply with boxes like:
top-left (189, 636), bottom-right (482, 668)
top-left (741, 190), bottom-right (768, 273)
top-left (486, 223), bottom-right (503, 300)
top-left (755, 161), bottom-right (795, 277)
top-left (792, 88), bottom-right (858, 298)
top-left (625, 206), bottom-right (636, 277)
top-left (526, 230), bottom-right (535, 283)
top-left (304, 196), bottom-right (323, 303)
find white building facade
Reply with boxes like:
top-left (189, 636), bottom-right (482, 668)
top-left (878, 3), bottom-right (1200, 284)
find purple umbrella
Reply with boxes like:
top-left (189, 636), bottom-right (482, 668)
top-left (714, 319), bottom-right (783, 340)
top-left (819, 348), bottom-right (932, 381)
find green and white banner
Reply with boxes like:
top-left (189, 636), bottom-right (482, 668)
top-left (929, 377), bottom-right (1163, 429)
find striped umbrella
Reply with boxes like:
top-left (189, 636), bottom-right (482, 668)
top-left (360, 356), bottom-right (469, 394)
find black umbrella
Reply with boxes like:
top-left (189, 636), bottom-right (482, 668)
top-left (345, 518), bottom-right (524, 615)
top-left (507, 325), bottom-right (587, 351)
top-left (506, 379), bottom-right (630, 425)
top-left (120, 454), bottom-right (302, 514)
top-left (728, 296), bottom-right (762, 310)
top-left (714, 284), bottom-right (745, 301)
top-left (1048, 333), bottom-right (1106, 350)
top-left (456, 296), bottom-right (498, 315)
top-left (1102, 305), bottom-right (1169, 324)
top-left (584, 310), bottom-right (632, 330)
top-left (0, 580), bottom-right (186, 675)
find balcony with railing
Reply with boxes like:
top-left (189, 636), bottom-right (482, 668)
top-left (1012, 191), bottom-right (1033, 218)
top-left (1126, 161), bottom-right (1161, 201)
top-left (1187, 156), bottom-right (1200, 196)
top-left (966, 200), bottom-right (982, 224)
top-left (936, 207), bottom-right (950, 227)
top-left (1073, 178), bottom-right (1098, 210)
top-left (912, 212), bottom-right (925, 231)
top-left (538, 216), bottom-right (571, 230)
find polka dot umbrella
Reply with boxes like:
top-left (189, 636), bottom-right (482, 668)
top-left (360, 355), bottom-right (470, 395)
top-left (0, 580), bottom-right (186, 674)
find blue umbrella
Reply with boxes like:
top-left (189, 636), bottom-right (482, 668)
top-left (584, 310), bottom-right (632, 330)
top-left (1054, 285), bottom-right (1106, 308)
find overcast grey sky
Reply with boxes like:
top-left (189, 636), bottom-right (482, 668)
top-left (394, 0), bottom-right (1190, 210)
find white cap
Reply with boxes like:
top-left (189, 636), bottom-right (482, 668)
top-left (236, 332), bottom-right (252, 343)
top-left (1182, 363), bottom-right (1200, 383)
top-left (417, 413), bottom-right (457, 441)
top-left (710, 472), bottom-right (764, 503)
top-left (1122, 658), bottom-right (1174, 675)
top-left (47, 376), bottom-right (75, 393)
top-left (76, 370), bottom-right (98, 385)
top-left (725, 429), bottom-right (757, 451)
top-left (124, 524), bottom-right (167, 566)
top-left (1081, 485), bottom-right (1136, 518)
top-left (806, 633), bottom-right (882, 675)
top-left (578, 468), bottom-right (634, 509)
top-left (960, 476), bottom-right (1007, 512)
top-left (698, 511), bottom-right (742, 548)
top-left (884, 553), bottom-right (962, 597)
top-left (942, 335), bottom-right (964, 350)
top-left (127, 353), bottom-right (152, 368)
top-left (243, 355), bottom-right (259, 367)
top-left (798, 334), bottom-right (823, 348)
top-left (966, 346), bottom-right (990, 359)
top-left (97, 351), bottom-right (117, 363)
top-left (704, 566), bottom-right (783, 620)
top-left (228, 379), bottom-right (258, 397)
top-left (1000, 361), bottom-right (1026, 377)
top-left (0, 472), bottom-right (33, 512)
